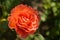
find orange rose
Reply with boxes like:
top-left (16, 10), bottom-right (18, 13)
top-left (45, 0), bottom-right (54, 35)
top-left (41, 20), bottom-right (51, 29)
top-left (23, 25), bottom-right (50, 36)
top-left (8, 4), bottom-right (40, 38)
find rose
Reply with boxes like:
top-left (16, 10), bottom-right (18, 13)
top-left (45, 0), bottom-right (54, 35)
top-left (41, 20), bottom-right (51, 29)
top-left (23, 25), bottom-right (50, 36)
top-left (8, 4), bottom-right (40, 38)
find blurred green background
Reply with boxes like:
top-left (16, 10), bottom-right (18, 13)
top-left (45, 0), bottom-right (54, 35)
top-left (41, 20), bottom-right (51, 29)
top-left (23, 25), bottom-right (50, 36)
top-left (0, 0), bottom-right (60, 40)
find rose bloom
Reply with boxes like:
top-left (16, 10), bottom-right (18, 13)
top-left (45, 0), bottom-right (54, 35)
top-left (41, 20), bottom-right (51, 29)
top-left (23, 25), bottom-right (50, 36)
top-left (8, 4), bottom-right (40, 38)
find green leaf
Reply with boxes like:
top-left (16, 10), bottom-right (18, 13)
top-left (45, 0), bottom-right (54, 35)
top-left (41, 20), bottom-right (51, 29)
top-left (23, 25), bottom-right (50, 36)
top-left (35, 34), bottom-right (45, 40)
top-left (51, 2), bottom-right (56, 7)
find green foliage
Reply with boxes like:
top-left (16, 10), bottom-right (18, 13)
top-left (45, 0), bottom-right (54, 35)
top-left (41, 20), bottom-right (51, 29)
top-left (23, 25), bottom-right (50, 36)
top-left (25, 34), bottom-right (45, 40)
